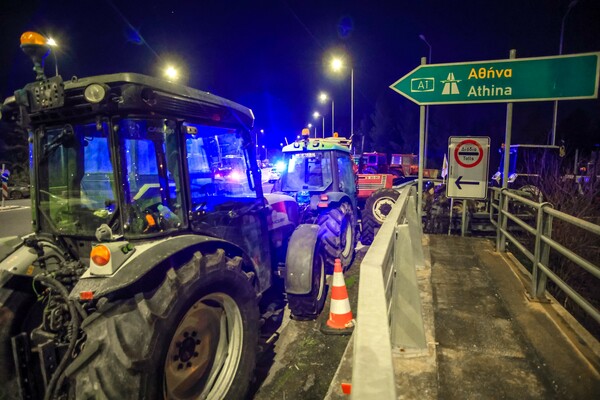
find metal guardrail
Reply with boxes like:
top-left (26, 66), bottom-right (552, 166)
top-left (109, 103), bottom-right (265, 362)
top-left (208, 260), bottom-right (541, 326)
top-left (352, 185), bottom-right (426, 399)
top-left (490, 187), bottom-right (600, 324)
top-left (349, 184), bottom-right (599, 398)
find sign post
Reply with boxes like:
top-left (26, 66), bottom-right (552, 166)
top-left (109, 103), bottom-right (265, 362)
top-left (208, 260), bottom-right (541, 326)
top-left (390, 52), bottom-right (598, 235)
top-left (1, 164), bottom-right (10, 207)
top-left (390, 52), bottom-right (600, 105)
top-left (447, 137), bottom-right (490, 199)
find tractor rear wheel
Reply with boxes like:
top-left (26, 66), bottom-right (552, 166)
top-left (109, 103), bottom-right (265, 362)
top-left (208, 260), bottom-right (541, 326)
top-left (73, 249), bottom-right (259, 400)
top-left (361, 188), bottom-right (399, 245)
top-left (317, 202), bottom-right (356, 271)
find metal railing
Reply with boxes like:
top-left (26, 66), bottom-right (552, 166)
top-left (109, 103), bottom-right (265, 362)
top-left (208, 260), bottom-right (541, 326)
top-left (352, 185), bottom-right (426, 399)
top-left (349, 184), bottom-right (599, 398)
top-left (490, 187), bottom-right (600, 324)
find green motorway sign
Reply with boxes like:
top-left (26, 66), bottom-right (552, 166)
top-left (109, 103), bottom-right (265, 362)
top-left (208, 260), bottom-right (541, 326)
top-left (390, 52), bottom-right (600, 105)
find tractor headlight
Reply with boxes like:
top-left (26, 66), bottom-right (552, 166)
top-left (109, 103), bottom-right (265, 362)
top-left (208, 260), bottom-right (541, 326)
top-left (84, 83), bottom-right (106, 103)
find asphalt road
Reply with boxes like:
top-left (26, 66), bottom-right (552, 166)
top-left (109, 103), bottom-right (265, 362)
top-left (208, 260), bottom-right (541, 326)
top-left (0, 198), bottom-right (32, 237)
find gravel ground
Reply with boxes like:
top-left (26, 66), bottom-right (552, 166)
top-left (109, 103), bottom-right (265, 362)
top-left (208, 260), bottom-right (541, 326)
top-left (249, 248), bottom-right (365, 400)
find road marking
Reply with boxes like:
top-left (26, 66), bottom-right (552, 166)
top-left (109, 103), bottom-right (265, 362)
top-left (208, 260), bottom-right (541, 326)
top-left (0, 206), bottom-right (30, 212)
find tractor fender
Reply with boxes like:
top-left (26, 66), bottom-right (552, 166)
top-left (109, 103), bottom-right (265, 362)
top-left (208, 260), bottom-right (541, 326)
top-left (0, 239), bottom-right (36, 276)
top-left (285, 224), bottom-right (320, 295)
top-left (0, 236), bottom-right (25, 265)
top-left (0, 237), bottom-right (52, 281)
top-left (70, 234), bottom-right (255, 301)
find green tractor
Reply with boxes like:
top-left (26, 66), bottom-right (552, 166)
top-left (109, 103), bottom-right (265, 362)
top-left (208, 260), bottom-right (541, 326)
top-left (273, 131), bottom-right (359, 271)
top-left (0, 32), bottom-right (328, 399)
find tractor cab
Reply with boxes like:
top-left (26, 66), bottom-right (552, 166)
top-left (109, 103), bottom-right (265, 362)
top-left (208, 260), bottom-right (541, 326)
top-left (0, 32), bottom-right (268, 269)
top-left (278, 130), bottom-right (357, 210)
top-left (360, 151), bottom-right (388, 174)
top-left (275, 130), bottom-right (359, 270)
top-left (492, 144), bottom-right (562, 187)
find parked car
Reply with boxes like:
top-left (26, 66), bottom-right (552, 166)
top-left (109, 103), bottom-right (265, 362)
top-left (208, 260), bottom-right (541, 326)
top-left (214, 155), bottom-right (245, 182)
top-left (6, 182), bottom-right (30, 199)
top-left (268, 168), bottom-right (281, 183)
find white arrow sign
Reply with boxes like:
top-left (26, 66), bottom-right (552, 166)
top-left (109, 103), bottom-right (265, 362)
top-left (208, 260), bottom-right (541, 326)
top-left (447, 136), bottom-right (490, 199)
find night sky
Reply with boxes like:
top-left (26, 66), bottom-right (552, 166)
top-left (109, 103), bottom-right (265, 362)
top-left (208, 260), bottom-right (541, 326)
top-left (1, 0), bottom-right (599, 163)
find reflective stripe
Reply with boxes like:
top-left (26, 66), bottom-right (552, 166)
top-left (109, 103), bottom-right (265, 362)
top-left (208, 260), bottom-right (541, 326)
top-left (330, 299), bottom-right (352, 315)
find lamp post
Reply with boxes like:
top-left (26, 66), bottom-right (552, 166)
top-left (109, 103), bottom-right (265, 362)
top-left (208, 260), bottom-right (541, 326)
top-left (46, 37), bottom-right (59, 76)
top-left (419, 34), bottom-right (432, 168)
top-left (255, 129), bottom-right (264, 159)
top-left (313, 111), bottom-right (324, 138)
top-left (307, 123), bottom-right (313, 138)
top-left (551, 0), bottom-right (579, 146)
top-left (319, 92), bottom-right (334, 136)
top-left (330, 57), bottom-right (354, 136)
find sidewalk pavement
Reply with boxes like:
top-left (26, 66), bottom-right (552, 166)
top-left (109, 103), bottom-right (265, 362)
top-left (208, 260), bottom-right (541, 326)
top-left (326, 234), bottom-right (600, 399)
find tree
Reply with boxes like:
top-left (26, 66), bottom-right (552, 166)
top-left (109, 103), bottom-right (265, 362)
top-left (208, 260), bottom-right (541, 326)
top-left (367, 93), bottom-right (417, 154)
top-left (521, 150), bottom-right (600, 337)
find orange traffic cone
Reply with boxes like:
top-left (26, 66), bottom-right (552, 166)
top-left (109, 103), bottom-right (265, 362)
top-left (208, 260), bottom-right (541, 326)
top-left (321, 258), bottom-right (355, 335)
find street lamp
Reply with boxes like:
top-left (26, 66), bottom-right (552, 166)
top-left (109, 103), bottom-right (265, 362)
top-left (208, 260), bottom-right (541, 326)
top-left (164, 65), bottom-right (179, 82)
top-left (313, 111), bottom-right (324, 138)
top-left (551, 0), bottom-right (579, 145)
top-left (419, 34), bottom-right (432, 168)
top-left (330, 57), bottom-right (354, 137)
top-left (419, 35), bottom-right (432, 63)
top-left (255, 129), bottom-right (264, 158)
top-left (319, 92), bottom-right (334, 136)
top-left (307, 123), bottom-right (313, 138)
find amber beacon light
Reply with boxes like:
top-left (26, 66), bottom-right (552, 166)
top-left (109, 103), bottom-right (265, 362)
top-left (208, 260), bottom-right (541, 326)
top-left (20, 31), bottom-right (51, 80)
top-left (20, 31), bottom-right (48, 46)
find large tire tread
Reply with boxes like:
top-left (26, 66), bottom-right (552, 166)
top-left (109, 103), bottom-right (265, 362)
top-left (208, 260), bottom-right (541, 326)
top-left (287, 254), bottom-right (326, 321)
top-left (360, 214), bottom-right (377, 245)
top-left (0, 288), bottom-right (37, 399)
top-left (361, 188), bottom-right (400, 245)
top-left (72, 249), bottom-right (258, 400)
top-left (316, 203), bottom-right (357, 271)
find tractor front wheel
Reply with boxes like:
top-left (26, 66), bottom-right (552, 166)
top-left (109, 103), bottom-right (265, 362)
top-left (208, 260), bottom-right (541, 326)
top-left (287, 232), bottom-right (327, 320)
top-left (317, 203), bottom-right (357, 271)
